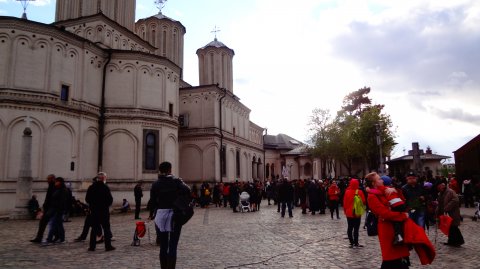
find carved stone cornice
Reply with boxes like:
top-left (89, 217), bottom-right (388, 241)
top-left (0, 88), bottom-right (100, 118)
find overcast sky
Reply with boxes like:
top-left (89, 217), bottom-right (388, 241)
top-left (1, 0), bottom-right (479, 160)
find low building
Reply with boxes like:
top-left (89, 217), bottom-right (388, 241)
top-left (454, 134), bottom-right (480, 183)
top-left (386, 143), bottom-right (450, 179)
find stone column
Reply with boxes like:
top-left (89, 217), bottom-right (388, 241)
top-left (10, 126), bottom-right (33, 219)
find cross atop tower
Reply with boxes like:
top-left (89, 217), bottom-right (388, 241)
top-left (155, 0), bottom-right (167, 14)
top-left (17, 0), bottom-right (35, 19)
top-left (211, 25), bottom-right (221, 41)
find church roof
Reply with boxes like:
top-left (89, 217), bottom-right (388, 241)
top-left (264, 133), bottom-right (303, 150)
top-left (198, 38), bottom-right (234, 54)
top-left (137, 12), bottom-right (186, 32)
top-left (386, 153), bottom-right (451, 163)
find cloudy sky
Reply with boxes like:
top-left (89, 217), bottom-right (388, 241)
top-left (1, 0), bottom-right (479, 160)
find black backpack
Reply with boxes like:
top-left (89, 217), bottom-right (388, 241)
top-left (365, 210), bottom-right (378, 236)
top-left (172, 179), bottom-right (194, 226)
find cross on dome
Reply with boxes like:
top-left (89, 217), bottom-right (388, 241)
top-left (155, 0), bottom-right (167, 14)
top-left (211, 25), bottom-right (221, 41)
top-left (17, 0), bottom-right (35, 19)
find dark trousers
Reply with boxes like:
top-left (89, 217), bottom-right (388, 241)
top-left (347, 217), bottom-right (361, 245)
top-left (135, 199), bottom-right (141, 219)
top-left (34, 209), bottom-right (54, 240)
top-left (223, 195), bottom-right (229, 207)
top-left (159, 225), bottom-right (182, 269)
top-left (448, 225), bottom-right (465, 246)
top-left (281, 201), bottom-right (292, 217)
top-left (329, 200), bottom-right (339, 219)
top-left (47, 212), bottom-right (65, 242)
top-left (79, 214), bottom-right (102, 239)
top-left (89, 212), bottom-right (113, 250)
top-left (381, 257), bottom-right (410, 269)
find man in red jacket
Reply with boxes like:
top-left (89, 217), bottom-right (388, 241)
top-left (328, 181), bottom-right (341, 220)
top-left (343, 178), bottom-right (366, 248)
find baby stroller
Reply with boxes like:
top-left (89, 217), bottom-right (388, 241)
top-left (239, 191), bottom-right (250, 213)
top-left (472, 202), bottom-right (480, 221)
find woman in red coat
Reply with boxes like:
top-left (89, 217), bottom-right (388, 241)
top-left (343, 178), bottom-right (366, 248)
top-left (366, 172), bottom-right (411, 269)
top-left (328, 181), bottom-right (341, 219)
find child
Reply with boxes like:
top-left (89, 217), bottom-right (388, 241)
top-left (369, 176), bottom-right (406, 245)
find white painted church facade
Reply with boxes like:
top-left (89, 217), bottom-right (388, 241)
top-left (0, 0), bottom-right (264, 214)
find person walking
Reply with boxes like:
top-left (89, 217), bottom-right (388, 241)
top-left (307, 180), bottom-right (319, 215)
top-left (30, 174), bottom-right (56, 243)
top-left (74, 177), bottom-right (102, 242)
top-left (85, 172), bottom-right (115, 252)
top-left (45, 177), bottom-right (68, 243)
top-left (150, 161), bottom-right (191, 269)
top-left (436, 182), bottom-right (464, 247)
top-left (328, 181), bottom-right (341, 219)
top-left (134, 181), bottom-right (143, 219)
top-left (402, 172), bottom-right (426, 229)
top-left (278, 178), bottom-right (294, 218)
top-left (343, 178), bottom-right (366, 248)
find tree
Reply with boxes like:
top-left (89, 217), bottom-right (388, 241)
top-left (309, 87), bottom-right (396, 177)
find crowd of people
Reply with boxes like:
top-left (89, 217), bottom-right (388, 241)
top-left (26, 167), bottom-right (477, 269)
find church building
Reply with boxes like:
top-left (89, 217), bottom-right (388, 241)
top-left (0, 0), bottom-right (264, 214)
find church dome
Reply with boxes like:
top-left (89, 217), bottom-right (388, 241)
top-left (201, 38), bottom-right (228, 49)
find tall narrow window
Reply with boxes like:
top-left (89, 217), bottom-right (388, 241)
top-left (169, 103), bottom-right (173, 117)
top-left (162, 30), bottom-right (167, 56)
top-left (143, 129), bottom-right (159, 172)
top-left (236, 150), bottom-right (240, 177)
top-left (60, 85), bottom-right (69, 101)
top-left (221, 145), bottom-right (226, 177)
top-left (151, 29), bottom-right (156, 46)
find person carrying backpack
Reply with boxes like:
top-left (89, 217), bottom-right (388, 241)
top-left (343, 178), bottom-right (366, 248)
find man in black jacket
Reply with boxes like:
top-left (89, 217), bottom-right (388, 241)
top-left (134, 181), bottom-right (143, 219)
top-left (150, 162), bottom-right (190, 269)
top-left (279, 178), bottom-right (294, 218)
top-left (30, 174), bottom-right (56, 243)
top-left (85, 172), bottom-right (115, 251)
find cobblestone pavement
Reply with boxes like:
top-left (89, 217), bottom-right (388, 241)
top-left (0, 204), bottom-right (478, 269)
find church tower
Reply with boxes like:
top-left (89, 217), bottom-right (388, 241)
top-left (55, 0), bottom-right (136, 32)
top-left (135, 11), bottom-right (186, 71)
top-left (197, 38), bottom-right (235, 93)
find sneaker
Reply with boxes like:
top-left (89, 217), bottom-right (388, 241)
top-left (354, 244), bottom-right (364, 248)
top-left (74, 238), bottom-right (85, 242)
top-left (105, 246), bottom-right (116, 251)
top-left (349, 244), bottom-right (354, 248)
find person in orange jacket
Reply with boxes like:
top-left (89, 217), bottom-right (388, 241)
top-left (343, 178), bottom-right (366, 248)
top-left (328, 181), bottom-right (341, 220)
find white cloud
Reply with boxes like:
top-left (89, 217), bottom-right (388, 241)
top-left (30, 0), bottom-right (51, 7)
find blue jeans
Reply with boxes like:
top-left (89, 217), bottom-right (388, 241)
top-left (281, 201), bottom-right (292, 217)
top-left (408, 210), bottom-right (425, 229)
top-left (159, 224), bottom-right (182, 258)
top-left (47, 212), bottom-right (65, 242)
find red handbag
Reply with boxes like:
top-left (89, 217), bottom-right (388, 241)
top-left (439, 215), bottom-right (452, 236)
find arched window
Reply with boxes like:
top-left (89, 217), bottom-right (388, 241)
top-left (143, 130), bottom-right (159, 171)
top-left (266, 164), bottom-right (270, 179)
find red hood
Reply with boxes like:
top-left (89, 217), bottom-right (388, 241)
top-left (347, 179), bottom-right (360, 190)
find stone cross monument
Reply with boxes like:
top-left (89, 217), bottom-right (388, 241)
top-left (10, 117), bottom-right (34, 219)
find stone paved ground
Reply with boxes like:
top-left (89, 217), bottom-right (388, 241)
top-left (0, 204), bottom-right (478, 268)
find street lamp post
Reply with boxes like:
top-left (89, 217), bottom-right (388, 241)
top-left (375, 123), bottom-right (384, 175)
